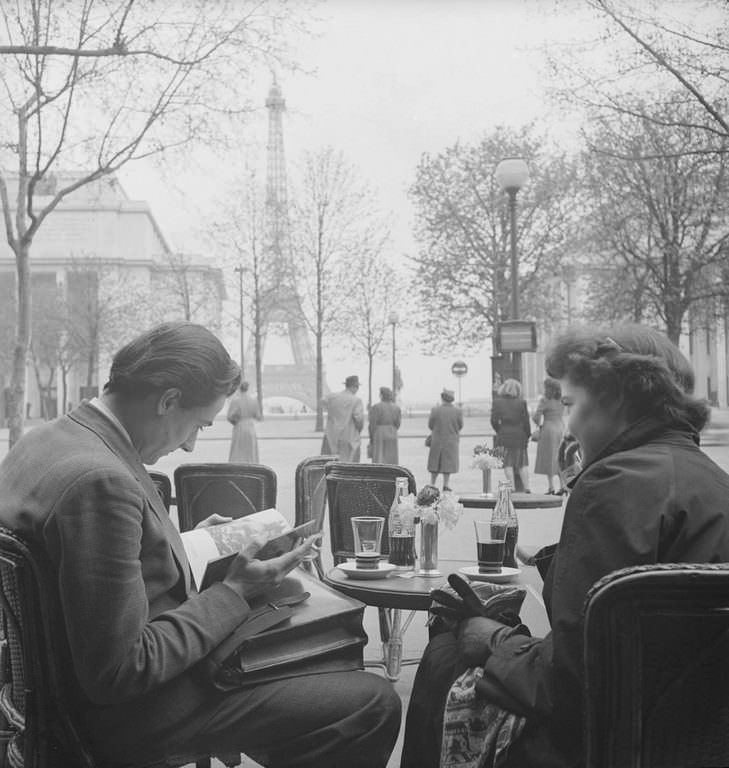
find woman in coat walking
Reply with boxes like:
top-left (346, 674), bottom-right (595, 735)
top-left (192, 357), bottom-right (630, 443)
top-left (227, 381), bottom-right (262, 462)
top-left (369, 386), bottom-right (401, 464)
top-left (490, 378), bottom-right (531, 493)
top-left (427, 388), bottom-right (463, 491)
top-left (532, 377), bottom-right (566, 494)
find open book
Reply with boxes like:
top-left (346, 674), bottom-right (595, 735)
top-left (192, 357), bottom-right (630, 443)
top-left (180, 508), bottom-right (317, 591)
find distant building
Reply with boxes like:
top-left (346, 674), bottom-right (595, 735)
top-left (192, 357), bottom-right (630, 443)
top-left (0, 173), bottom-right (224, 423)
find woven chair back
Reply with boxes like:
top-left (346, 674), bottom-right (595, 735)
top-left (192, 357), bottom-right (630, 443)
top-left (148, 471), bottom-right (173, 513)
top-left (583, 562), bottom-right (729, 768)
top-left (0, 527), bottom-right (99, 767)
top-left (325, 463), bottom-right (416, 564)
top-left (174, 463), bottom-right (277, 532)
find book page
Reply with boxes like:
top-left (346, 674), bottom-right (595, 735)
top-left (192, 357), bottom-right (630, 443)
top-left (180, 508), bottom-right (291, 590)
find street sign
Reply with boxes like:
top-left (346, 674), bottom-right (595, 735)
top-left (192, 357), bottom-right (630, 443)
top-left (451, 360), bottom-right (468, 377)
top-left (495, 321), bottom-right (537, 353)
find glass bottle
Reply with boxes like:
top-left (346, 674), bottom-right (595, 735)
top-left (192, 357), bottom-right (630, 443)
top-left (494, 480), bottom-right (519, 568)
top-left (388, 476), bottom-right (415, 570)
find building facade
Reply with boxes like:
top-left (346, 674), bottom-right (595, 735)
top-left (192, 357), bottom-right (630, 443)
top-left (0, 173), bottom-right (224, 423)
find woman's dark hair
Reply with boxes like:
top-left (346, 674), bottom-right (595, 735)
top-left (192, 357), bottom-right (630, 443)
top-left (380, 386), bottom-right (394, 402)
top-left (545, 324), bottom-right (709, 432)
top-left (104, 322), bottom-right (241, 407)
top-left (543, 377), bottom-right (561, 401)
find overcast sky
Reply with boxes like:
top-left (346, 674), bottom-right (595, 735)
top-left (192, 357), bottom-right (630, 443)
top-left (119, 0), bottom-right (600, 404)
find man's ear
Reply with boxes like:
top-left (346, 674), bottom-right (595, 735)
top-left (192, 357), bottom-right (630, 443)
top-left (157, 388), bottom-right (182, 415)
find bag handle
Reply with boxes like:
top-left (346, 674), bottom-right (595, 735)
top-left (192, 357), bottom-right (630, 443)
top-left (205, 591), bottom-right (310, 680)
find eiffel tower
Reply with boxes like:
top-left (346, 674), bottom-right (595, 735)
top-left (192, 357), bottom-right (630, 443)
top-left (257, 79), bottom-right (322, 410)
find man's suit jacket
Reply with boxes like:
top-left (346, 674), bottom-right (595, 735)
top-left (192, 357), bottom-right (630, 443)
top-left (0, 403), bottom-right (250, 764)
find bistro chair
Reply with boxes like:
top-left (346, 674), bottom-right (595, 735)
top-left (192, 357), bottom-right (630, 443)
top-left (324, 462), bottom-right (418, 680)
top-left (0, 526), bottom-right (240, 768)
top-left (294, 455), bottom-right (337, 579)
top-left (148, 470), bottom-right (173, 513)
top-left (174, 463), bottom-right (277, 532)
top-left (583, 562), bottom-right (729, 768)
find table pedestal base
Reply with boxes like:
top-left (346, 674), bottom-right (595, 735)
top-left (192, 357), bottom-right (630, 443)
top-left (364, 607), bottom-right (420, 681)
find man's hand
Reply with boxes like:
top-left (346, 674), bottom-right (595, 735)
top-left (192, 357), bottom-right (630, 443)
top-left (222, 534), bottom-right (320, 600)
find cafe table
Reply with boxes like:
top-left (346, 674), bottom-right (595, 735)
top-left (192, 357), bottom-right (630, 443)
top-left (324, 557), bottom-right (547, 681)
top-left (458, 491), bottom-right (564, 510)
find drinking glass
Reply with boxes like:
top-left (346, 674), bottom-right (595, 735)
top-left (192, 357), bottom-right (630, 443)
top-left (474, 519), bottom-right (507, 573)
top-left (351, 516), bottom-right (385, 555)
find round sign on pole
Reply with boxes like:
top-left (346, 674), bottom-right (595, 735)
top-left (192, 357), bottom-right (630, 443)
top-left (451, 360), bottom-right (468, 378)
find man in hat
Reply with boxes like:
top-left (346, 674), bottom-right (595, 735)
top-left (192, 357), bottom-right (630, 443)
top-left (321, 374), bottom-right (364, 461)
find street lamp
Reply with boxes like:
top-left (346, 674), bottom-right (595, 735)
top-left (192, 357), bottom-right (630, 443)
top-left (388, 311), bottom-right (399, 397)
top-left (233, 265), bottom-right (245, 374)
top-left (495, 157), bottom-right (529, 381)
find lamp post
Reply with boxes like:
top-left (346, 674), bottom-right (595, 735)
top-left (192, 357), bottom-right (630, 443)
top-left (495, 157), bottom-right (529, 381)
top-left (233, 265), bottom-right (245, 374)
top-left (388, 311), bottom-right (399, 397)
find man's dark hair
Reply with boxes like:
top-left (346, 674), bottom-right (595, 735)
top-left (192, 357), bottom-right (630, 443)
top-left (104, 322), bottom-right (241, 407)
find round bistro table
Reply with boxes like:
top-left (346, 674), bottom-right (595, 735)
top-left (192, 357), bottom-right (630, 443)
top-left (324, 558), bottom-right (541, 681)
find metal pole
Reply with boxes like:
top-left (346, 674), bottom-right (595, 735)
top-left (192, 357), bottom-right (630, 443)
top-left (391, 322), bottom-right (397, 395)
top-left (508, 188), bottom-right (521, 382)
top-left (234, 266), bottom-right (245, 373)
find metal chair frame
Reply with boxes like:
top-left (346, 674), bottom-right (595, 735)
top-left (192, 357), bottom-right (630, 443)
top-left (324, 462), bottom-right (420, 681)
top-left (294, 455), bottom-right (337, 579)
top-left (583, 562), bottom-right (729, 768)
top-left (174, 462), bottom-right (277, 532)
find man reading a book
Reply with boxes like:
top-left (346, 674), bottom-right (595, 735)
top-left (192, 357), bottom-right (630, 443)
top-left (0, 321), bottom-right (400, 768)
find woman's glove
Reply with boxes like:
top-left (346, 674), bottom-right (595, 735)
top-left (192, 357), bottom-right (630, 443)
top-left (430, 573), bottom-right (525, 628)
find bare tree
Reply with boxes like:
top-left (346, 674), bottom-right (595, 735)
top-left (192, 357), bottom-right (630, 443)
top-left (580, 99), bottom-right (729, 342)
top-left (209, 167), bottom-right (273, 413)
top-left (0, 0), bottom-right (309, 447)
top-left (149, 253), bottom-right (224, 330)
top-left (336, 250), bottom-right (403, 411)
top-left (63, 259), bottom-right (154, 392)
top-left (290, 146), bottom-right (391, 431)
top-left (549, 0), bottom-right (728, 151)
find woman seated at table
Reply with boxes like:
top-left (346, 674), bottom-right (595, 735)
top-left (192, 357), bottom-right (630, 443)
top-left (401, 323), bottom-right (729, 768)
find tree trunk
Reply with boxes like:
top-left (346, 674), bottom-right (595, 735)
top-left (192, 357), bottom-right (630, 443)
top-left (8, 240), bottom-right (31, 448)
top-left (367, 352), bottom-right (373, 412)
top-left (254, 300), bottom-right (263, 417)
top-left (315, 330), bottom-right (323, 432)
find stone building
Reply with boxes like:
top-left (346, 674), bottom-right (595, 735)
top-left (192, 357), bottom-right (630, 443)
top-left (0, 173), bottom-right (224, 423)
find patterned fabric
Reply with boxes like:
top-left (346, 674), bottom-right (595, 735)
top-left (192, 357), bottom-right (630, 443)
top-left (441, 667), bottom-right (526, 768)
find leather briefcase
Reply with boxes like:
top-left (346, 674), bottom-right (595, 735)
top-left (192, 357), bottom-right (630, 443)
top-left (206, 569), bottom-right (367, 689)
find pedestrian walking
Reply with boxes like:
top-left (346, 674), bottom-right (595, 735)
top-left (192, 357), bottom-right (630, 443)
top-left (227, 381), bottom-right (261, 463)
top-left (490, 378), bottom-right (531, 493)
top-left (321, 375), bottom-right (365, 461)
top-left (369, 386), bottom-right (401, 464)
top-left (427, 388), bottom-right (463, 491)
top-left (532, 377), bottom-right (566, 494)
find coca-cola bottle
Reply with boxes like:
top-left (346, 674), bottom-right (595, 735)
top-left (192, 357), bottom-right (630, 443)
top-left (388, 476), bottom-right (415, 570)
top-left (496, 481), bottom-right (519, 568)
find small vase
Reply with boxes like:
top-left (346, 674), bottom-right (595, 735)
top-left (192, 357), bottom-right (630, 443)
top-left (419, 520), bottom-right (440, 576)
top-left (482, 468), bottom-right (492, 494)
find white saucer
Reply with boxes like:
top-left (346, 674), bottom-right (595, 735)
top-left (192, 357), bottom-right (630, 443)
top-left (458, 565), bottom-right (521, 583)
top-left (338, 561), bottom-right (397, 580)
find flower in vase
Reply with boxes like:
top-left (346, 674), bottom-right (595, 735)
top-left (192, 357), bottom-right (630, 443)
top-left (471, 444), bottom-right (505, 471)
top-left (413, 485), bottom-right (463, 530)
